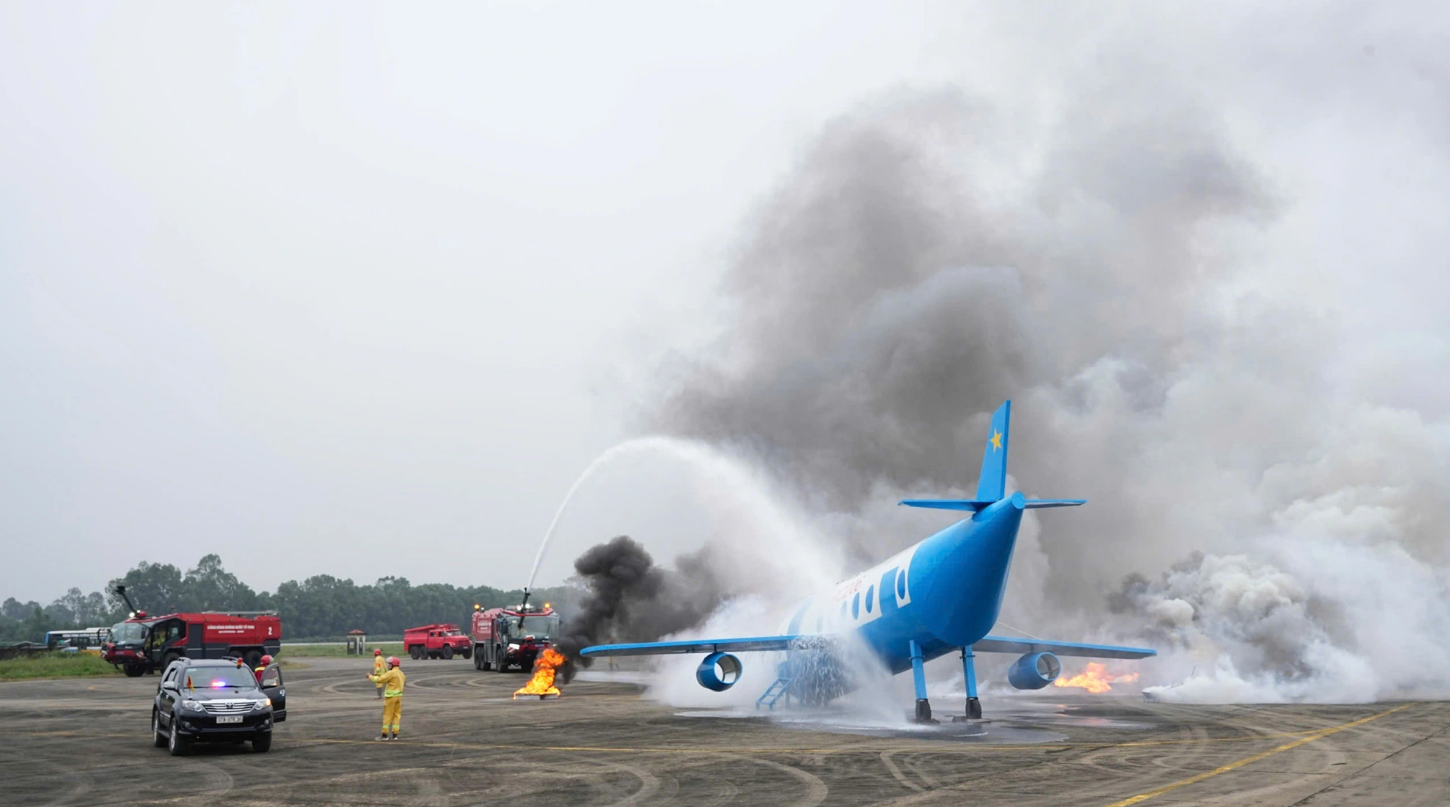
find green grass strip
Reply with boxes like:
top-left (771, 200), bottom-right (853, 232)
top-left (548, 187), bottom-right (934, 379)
top-left (0, 652), bottom-right (121, 680)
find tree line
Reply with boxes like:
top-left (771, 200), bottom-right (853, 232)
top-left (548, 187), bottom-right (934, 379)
top-left (1, 554), bottom-right (575, 643)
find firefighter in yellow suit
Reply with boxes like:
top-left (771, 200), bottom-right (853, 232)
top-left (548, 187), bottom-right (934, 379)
top-left (371, 649), bottom-right (386, 698)
top-left (368, 656), bottom-right (405, 740)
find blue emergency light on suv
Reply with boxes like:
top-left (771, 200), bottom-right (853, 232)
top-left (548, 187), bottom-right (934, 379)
top-left (151, 657), bottom-right (286, 755)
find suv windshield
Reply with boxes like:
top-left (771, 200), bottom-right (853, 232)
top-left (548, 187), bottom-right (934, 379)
top-left (181, 667), bottom-right (258, 690)
top-left (110, 622), bottom-right (148, 644)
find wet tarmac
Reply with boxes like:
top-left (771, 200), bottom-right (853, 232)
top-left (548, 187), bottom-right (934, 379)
top-left (3, 656), bottom-right (1446, 806)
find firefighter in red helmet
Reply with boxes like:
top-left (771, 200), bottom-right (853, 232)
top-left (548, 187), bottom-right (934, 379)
top-left (368, 656), bottom-right (406, 740)
top-left (254, 654), bottom-right (274, 684)
top-left (372, 648), bottom-right (386, 698)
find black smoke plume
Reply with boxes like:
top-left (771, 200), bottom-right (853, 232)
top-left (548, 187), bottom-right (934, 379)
top-left (555, 535), bottom-right (724, 682)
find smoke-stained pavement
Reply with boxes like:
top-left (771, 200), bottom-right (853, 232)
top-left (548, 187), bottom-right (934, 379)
top-left (4, 658), bottom-right (1446, 806)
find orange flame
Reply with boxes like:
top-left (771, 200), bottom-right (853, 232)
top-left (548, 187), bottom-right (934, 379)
top-left (512, 648), bottom-right (565, 699)
top-left (1053, 662), bottom-right (1139, 694)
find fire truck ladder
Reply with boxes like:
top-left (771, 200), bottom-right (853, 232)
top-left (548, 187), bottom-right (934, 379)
top-left (755, 676), bottom-right (795, 710)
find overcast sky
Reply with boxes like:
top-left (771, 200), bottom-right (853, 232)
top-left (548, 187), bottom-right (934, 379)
top-left (3, 2), bottom-right (1447, 603)
top-left (0, 2), bottom-right (951, 600)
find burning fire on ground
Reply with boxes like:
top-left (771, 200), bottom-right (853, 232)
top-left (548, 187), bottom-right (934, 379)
top-left (513, 648), bottom-right (566, 700)
top-left (1053, 662), bottom-right (1139, 694)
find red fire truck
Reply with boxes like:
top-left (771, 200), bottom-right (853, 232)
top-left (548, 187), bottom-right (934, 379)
top-left (102, 611), bottom-right (282, 677)
top-left (403, 624), bottom-right (473, 660)
top-left (470, 601), bottom-right (559, 672)
top-left (101, 587), bottom-right (281, 677)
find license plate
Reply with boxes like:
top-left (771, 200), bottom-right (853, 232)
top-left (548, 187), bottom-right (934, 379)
top-left (216, 715), bottom-right (243, 724)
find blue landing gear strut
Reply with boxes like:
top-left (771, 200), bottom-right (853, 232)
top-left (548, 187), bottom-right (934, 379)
top-left (909, 640), bottom-right (937, 724)
top-left (952, 646), bottom-right (983, 722)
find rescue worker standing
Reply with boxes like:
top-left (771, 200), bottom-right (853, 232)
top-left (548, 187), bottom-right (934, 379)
top-left (254, 654), bottom-right (273, 684)
top-left (367, 656), bottom-right (405, 740)
top-left (371, 649), bottom-right (386, 698)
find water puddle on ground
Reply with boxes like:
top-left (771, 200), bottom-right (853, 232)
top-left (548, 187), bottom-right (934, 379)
top-left (985, 700), bottom-right (1155, 731)
top-left (673, 707), bottom-right (1069, 744)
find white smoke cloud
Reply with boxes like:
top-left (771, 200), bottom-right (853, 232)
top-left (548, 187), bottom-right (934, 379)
top-left (636, 70), bottom-right (1450, 702)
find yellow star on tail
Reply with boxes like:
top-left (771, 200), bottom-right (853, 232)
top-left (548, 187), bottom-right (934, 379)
top-left (990, 429), bottom-right (1002, 450)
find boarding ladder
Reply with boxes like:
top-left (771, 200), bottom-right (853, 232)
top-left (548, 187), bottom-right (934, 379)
top-left (755, 677), bottom-right (794, 710)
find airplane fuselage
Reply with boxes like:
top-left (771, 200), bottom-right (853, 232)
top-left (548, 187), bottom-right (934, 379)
top-left (778, 493), bottom-right (1027, 675)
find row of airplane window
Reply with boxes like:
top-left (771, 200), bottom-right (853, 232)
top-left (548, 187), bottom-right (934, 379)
top-left (839, 584), bottom-right (877, 620)
top-left (827, 569), bottom-right (905, 628)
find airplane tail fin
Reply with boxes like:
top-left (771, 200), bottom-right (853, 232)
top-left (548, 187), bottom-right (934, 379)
top-left (898, 400), bottom-right (1086, 513)
top-left (975, 400), bottom-right (1011, 502)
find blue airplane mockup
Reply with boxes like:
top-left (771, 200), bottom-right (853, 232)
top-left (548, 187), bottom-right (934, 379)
top-left (581, 401), bottom-right (1155, 722)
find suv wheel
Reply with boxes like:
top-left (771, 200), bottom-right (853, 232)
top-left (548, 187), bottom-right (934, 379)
top-left (167, 721), bottom-right (190, 756)
top-left (252, 731), bottom-right (272, 753)
top-left (152, 711), bottom-right (167, 748)
top-left (441, 645), bottom-right (453, 660)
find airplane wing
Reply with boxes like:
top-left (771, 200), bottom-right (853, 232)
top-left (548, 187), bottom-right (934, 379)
top-left (581, 635), bottom-right (1154, 659)
top-left (580, 635), bottom-right (804, 657)
top-left (972, 636), bottom-right (1156, 659)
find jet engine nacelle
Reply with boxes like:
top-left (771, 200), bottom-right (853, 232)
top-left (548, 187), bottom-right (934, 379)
top-left (1007, 652), bottom-right (1061, 690)
top-left (696, 651), bottom-right (743, 691)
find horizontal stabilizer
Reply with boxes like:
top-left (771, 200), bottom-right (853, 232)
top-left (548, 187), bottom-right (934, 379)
top-left (580, 635), bottom-right (803, 657)
top-left (898, 499), bottom-right (994, 512)
top-left (1022, 499), bottom-right (1086, 509)
top-left (973, 635), bottom-right (1155, 659)
top-left (899, 498), bottom-right (1086, 511)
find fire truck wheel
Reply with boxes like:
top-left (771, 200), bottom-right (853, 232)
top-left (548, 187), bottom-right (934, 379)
top-left (473, 653), bottom-right (483, 670)
top-left (160, 651), bottom-right (181, 673)
top-left (409, 646), bottom-right (421, 660)
top-left (441, 645), bottom-right (453, 660)
top-left (460, 647), bottom-right (471, 660)
top-left (252, 731), bottom-right (272, 753)
top-left (244, 650), bottom-right (262, 669)
top-left (124, 664), bottom-right (145, 678)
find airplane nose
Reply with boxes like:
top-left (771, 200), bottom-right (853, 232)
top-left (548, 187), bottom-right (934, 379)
top-left (914, 493), bottom-right (1025, 646)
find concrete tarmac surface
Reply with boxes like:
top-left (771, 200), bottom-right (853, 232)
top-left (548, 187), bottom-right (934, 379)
top-left (2, 657), bottom-right (1446, 806)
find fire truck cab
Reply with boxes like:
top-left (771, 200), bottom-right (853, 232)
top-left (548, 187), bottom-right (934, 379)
top-left (471, 602), bottom-right (559, 672)
top-left (102, 611), bottom-right (282, 678)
